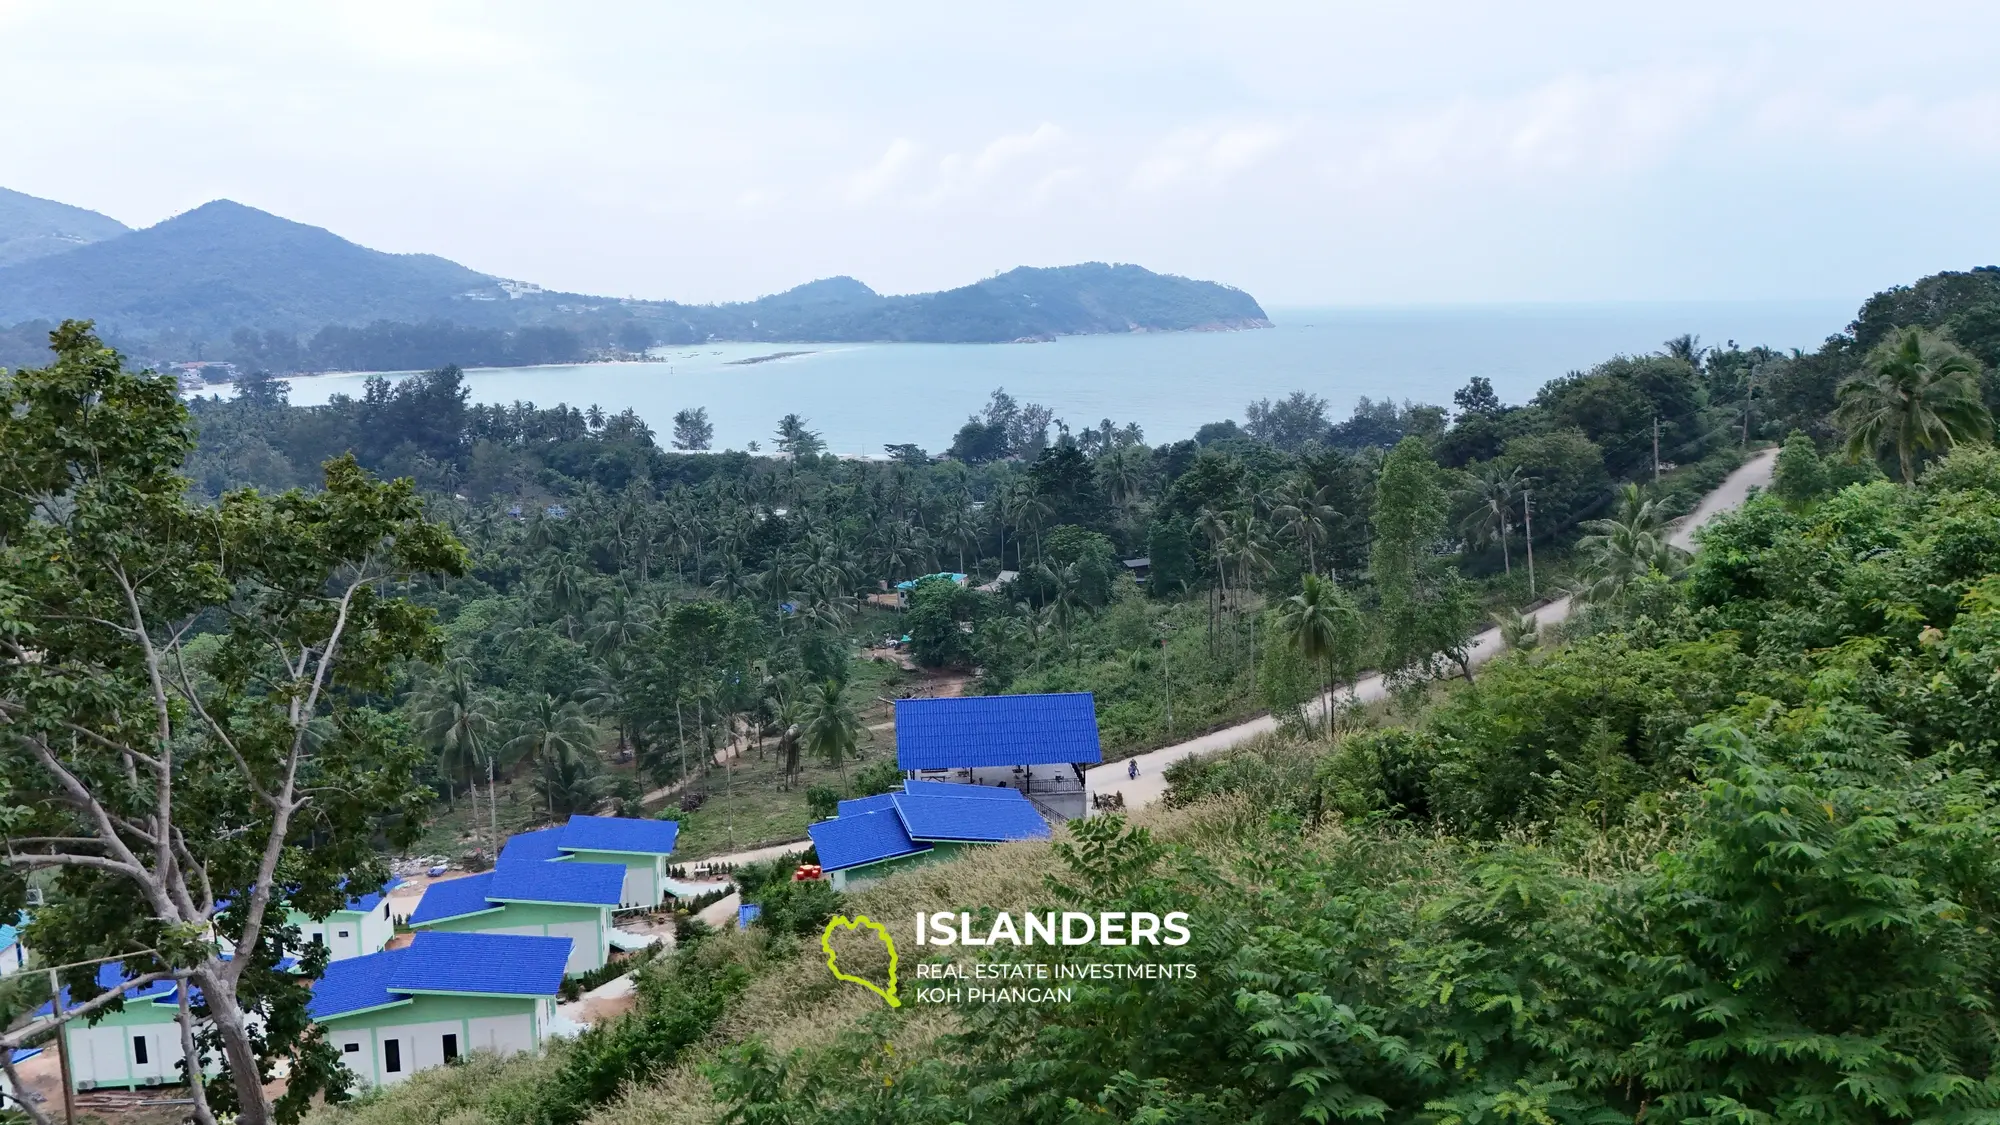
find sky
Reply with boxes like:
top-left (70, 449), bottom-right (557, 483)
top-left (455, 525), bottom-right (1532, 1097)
top-left (3, 1), bottom-right (1998, 308)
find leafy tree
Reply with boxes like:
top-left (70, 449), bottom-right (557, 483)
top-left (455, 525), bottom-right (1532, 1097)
top-left (671, 407), bottom-right (714, 451)
top-left (905, 576), bottom-right (983, 669)
top-left (507, 695), bottom-right (601, 816)
top-left (0, 323), bottom-right (458, 1125)
top-left (1455, 461), bottom-right (1522, 573)
top-left (1836, 326), bottom-right (1991, 482)
top-left (1771, 429), bottom-right (1830, 508)
top-left (1243, 391), bottom-right (1330, 451)
top-left (1451, 375), bottom-right (1503, 417)
top-left (773, 414), bottom-right (825, 458)
top-left (1371, 438), bottom-right (1476, 682)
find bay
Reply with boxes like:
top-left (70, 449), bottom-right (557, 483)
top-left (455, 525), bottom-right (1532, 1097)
top-left (277, 300), bottom-right (1852, 456)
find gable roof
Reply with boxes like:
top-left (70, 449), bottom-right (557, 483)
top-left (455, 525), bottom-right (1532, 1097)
top-left (900, 779), bottom-right (1027, 801)
top-left (499, 826), bottom-right (568, 865)
top-left (343, 876), bottom-right (404, 914)
top-left (836, 792), bottom-right (901, 818)
top-left (310, 932), bottom-right (570, 1019)
top-left (408, 873), bottom-right (499, 925)
top-left (556, 815), bottom-right (680, 855)
top-left (808, 810), bottom-right (932, 873)
top-left (308, 948), bottom-right (410, 1020)
top-left (489, 859), bottom-right (624, 906)
top-left (388, 931), bottom-right (570, 997)
top-left (892, 792), bottom-right (1051, 843)
top-left (895, 693), bottom-right (1102, 769)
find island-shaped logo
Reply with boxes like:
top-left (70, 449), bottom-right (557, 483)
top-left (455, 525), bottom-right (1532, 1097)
top-left (821, 914), bottom-right (900, 1008)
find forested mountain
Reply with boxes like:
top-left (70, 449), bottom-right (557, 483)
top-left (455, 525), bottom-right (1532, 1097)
top-left (0, 189), bottom-right (1268, 369)
top-left (0, 199), bottom-right (503, 338)
top-left (0, 185), bottom-right (128, 267)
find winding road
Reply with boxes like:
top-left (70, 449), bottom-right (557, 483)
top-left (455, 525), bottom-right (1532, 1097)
top-left (1082, 448), bottom-right (1779, 811)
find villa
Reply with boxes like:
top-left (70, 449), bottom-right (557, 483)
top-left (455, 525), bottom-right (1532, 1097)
top-left (310, 931), bottom-right (571, 1089)
top-left (894, 692), bottom-right (1103, 819)
top-left (287, 877), bottom-right (402, 962)
top-left (406, 860), bottom-right (624, 976)
top-left (495, 815), bottom-right (681, 908)
top-left (808, 780), bottom-right (1051, 890)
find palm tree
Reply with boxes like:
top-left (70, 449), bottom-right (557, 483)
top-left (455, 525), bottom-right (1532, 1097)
top-left (1275, 574), bottom-right (1363, 739)
top-left (584, 585), bottom-right (652, 661)
top-left (799, 679), bottom-right (861, 787)
top-left (411, 660), bottom-right (499, 854)
top-left (1574, 484), bottom-right (1689, 605)
top-left (1836, 327), bottom-right (1992, 483)
top-left (1101, 449), bottom-right (1147, 513)
top-left (1270, 475), bottom-right (1336, 577)
top-left (1456, 463), bottom-right (1522, 574)
top-left (506, 694), bottom-right (600, 815)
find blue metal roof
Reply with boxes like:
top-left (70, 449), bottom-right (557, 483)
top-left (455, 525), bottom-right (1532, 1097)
top-left (895, 693), bottom-right (1102, 769)
top-left (308, 948), bottom-right (409, 1019)
top-left (500, 826), bottom-right (569, 865)
top-left (900, 779), bottom-right (1027, 801)
top-left (490, 859), bottom-right (624, 906)
top-left (9, 1047), bottom-right (43, 1065)
top-left (807, 811), bottom-right (932, 873)
top-left (388, 931), bottom-right (571, 997)
top-left (409, 873), bottom-right (499, 925)
top-left (35, 962), bottom-right (178, 1019)
top-left (892, 793), bottom-right (1051, 843)
top-left (836, 792), bottom-right (901, 817)
top-left (558, 815), bottom-right (680, 855)
top-left (344, 876), bottom-right (404, 914)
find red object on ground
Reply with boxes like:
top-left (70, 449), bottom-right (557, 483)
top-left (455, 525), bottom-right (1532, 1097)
top-left (793, 864), bottom-right (823, 881)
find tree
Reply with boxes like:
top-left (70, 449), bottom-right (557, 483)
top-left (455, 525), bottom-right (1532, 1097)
top-left (1836, 327), bottom-right (1992, 483)
top-left (1274, 574), bottom-right (1364, 738)
top-left (411, 659), bottom-right (497, 814)
top-left (1771, 430), bottom-right (1830, 508)
top-left (1452, 375), bottom-right (1503, 418)
top-left (1372, 438), bottom-right (1477, 682)
top-left (774, 414), bottom-right (825, 459)
top-left (508, 695), bottom-right (602, 816)
top-left (1270, 474), bottom-right (1337, 577)
top-left (671, 407), bottom-right (714, 451)
top-left (1456, 462), bottom-right (1522, 573)
top-left (799, 680), bottom-right (860, 786)
top-left (0, 323), bottom-right (458, 1125)
top-left (1244, 391), bottom-right (1330, 451)
top-left (1573, 484), bottom-right (1688, 605)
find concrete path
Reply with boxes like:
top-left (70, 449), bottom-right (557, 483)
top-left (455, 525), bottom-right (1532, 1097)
top-left (1084, 448), bottom-right (1778, 811)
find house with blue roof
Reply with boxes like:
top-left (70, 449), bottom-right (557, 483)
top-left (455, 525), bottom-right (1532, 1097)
top-left (310, 931), bottom-right (570, 1089)
top-left (807, 781), bottom-right (1050, 890)
top-left (407, 860), bottom-right (624, 975)
top-left (0, 912), bottom-right (25, 977)
top-left (496, 815), bottom-right (681, 908)
top-left (287, 877), bottom-right (403, 962)
top-left (40, 963), bottom-right (222, 1092)
top-left (894, 692), bottom-right (1102, 819)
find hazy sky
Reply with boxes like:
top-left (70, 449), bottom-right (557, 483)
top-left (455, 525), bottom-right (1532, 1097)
top-left (3, 1), bottom-right (1997, 307)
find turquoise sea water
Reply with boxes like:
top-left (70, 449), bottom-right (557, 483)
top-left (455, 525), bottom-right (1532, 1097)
top-left (277, 300), bottom-right (1853, 456)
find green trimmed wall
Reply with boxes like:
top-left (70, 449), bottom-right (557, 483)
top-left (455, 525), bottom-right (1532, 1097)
top-left (318, 992), bottom-right (552, 1089)
top-left (409, 900), bottom-right (610, 974)
top-left (563, 849), bottom-right (666, 908)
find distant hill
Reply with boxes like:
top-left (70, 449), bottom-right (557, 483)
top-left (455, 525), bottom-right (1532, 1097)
top-left (0, 191), bottom-right (1269, 367)
top-left (0, 187), bottom-right (129, 268)
top-left (0, 200), bottom-right (509, 339)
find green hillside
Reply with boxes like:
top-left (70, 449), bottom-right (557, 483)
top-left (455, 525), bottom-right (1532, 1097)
top-left (0, 185), bottom-right (128, 267)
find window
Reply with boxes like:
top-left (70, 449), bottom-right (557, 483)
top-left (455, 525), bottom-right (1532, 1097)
top-left (383, 1039), bottom-right (401, 1073)
top-left (442, 1034), bottom-right (459, 1063)
top-left (132, 1036), bottom-right (149, 1065)
top-left (336, 929), bottom-right (350, 939)
top-left (342, 1043), bottom-right (360, 1054)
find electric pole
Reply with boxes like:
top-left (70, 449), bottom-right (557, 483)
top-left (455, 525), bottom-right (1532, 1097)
top-left (1653, 415), bottom-right (1661, 483)
top-left (1523, 488), bottom-right (1536, 601)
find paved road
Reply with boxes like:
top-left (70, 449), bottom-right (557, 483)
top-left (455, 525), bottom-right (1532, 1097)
top-left (1084, 448), bottom-right (1779, 811)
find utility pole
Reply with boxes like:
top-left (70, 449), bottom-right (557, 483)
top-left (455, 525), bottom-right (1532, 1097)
top-left (1653, 415), bottom-right (1661, 483)
top-left (1523, 488), bottom-right (1536, 601)
top-left (49, 969), bottom-right (75, 1125)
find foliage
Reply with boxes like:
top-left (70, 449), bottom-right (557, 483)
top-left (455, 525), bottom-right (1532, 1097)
top-left (1836, 326), bottom-right (1991, 483)
top-left (0, 323), bottom-right (459, 1125)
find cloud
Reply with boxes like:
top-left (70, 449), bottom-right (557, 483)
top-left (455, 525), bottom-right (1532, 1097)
top-left (846, 139), bottom-right (921, 203)
top-left (1129, 123), bottom-right (1289, 192)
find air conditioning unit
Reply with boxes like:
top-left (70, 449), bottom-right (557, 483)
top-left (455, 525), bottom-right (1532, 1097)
top-left (77, 1081), bottom-right (95, 1091)
top-left (143, 1076), bottom-right (162, 1087)
top-left (25, 887), bottom-right (44, 907)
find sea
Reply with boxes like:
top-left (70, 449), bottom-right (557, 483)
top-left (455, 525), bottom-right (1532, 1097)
top-left (272, 300), bottom-right (1853, 457)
